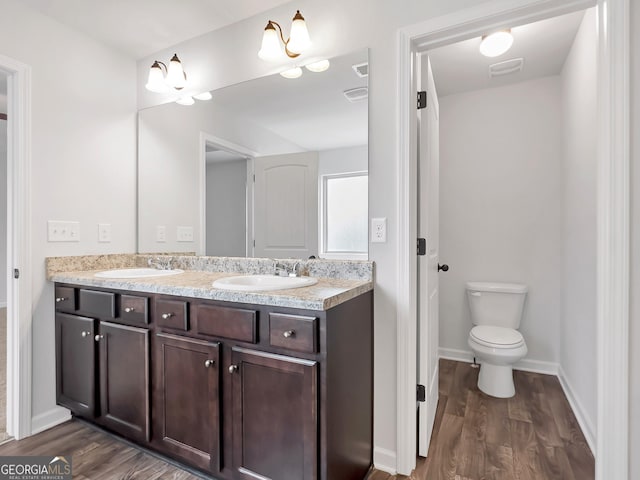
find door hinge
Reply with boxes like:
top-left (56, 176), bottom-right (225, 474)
top-left (417, 91), bottom-right (427, 109)
top-left (253, 174), bottom-right (256, 182)
top-left (253, 239), bottom-right (256, 247)
top-left (417, 384), bottom-right (426, 402)
top-left (13, 268), bottom-right (19, 279)
top-left (417, 238), bottom-right (426, 256)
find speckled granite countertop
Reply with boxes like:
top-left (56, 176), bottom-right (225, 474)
top-left (47, 255), bottom-right (374, 311)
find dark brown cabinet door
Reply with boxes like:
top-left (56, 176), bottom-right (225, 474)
top-left (231, 347), bottom-right (318, 480)
top-left (97, 321), bottom-right (150, 442)
top-left (154, 333), bottom-right (220, 472)
top-left (55, 313), bottom-right (96, 418)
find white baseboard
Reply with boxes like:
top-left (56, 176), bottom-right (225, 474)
top-left (557, 365), bottom-right (596, 455)
top-left (373, 446), bottom-right (397, 475)
top-left (31, 407), bottom-right (71, 435)
top-left (438, 347), bottom-right (558, 375)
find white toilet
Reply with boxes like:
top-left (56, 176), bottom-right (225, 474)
top-left (466, 281), bottom-right (528, 398)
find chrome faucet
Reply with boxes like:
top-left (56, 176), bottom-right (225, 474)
top-left (148, 256), bottom-right (173, 270)
top-left (274, 261), bottom-right (303, 277)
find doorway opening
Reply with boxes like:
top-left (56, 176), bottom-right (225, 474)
top-left (0, 71), bottom-right (8, 443)
top-left (397, 0), bottom-right (629, 478)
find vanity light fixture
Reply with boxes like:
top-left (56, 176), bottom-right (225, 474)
top-left (175, 96), bottom-right (195, 106)
top-left (193, 91), bottom-right (213, 101)
top-left (479, 29), bottom-right (514, 57)
top-left (145, 53), bottom-right (187, 93)
top-left (258, 10), bottom-right (311, 61)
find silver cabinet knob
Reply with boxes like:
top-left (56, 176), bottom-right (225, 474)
top-left (205, 359), bottom-right (215, 368)
top-left (124, 307), bottom-right (134, 313)
top-left (161, 313), bottom-right (173, 320)
top-left (283, 330), bottom-right (295, 338)
top-left (94, 334), bottom-right (104, 342)
top-left (228, 365), bottom-right (238, 374)
top-left (81, 331), bottom-right (90, 338)
top-left (55, 297), bottom-right (67, 303)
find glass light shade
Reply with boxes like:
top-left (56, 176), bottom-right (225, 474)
top-left (305, 59), bottom-right (330, 73)
top-left (258, 23), bottom-right (283, 61)
top-left (280, 67), bottom-right (303, 79)
top-left (175, 96), bottom-right (195, 106)
top-left (166, 54), bottom-right (187, 89)
top-left (193, 92), bottom-right (213, 101)
top-left (287, 11), bottom-right (311, 54)
top-left (479, 30), bottom-right (514, 57)
top-left (145, 62), bottom-right (168, 93)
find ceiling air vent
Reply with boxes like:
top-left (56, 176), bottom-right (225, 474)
top-left (489, 58), bottom-right (524, 78)
top-left (352, 62), bottom-right (369, 78)
top-left (343, 87), bottom-right (368, 103)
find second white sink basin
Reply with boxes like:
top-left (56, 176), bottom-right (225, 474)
top-left (212, 274), bottom-right (318, 292)
top-left (94, 268), bottom-right (185, 279)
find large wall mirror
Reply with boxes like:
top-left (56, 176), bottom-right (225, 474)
top-left (138, 49), bottom-right (368, 260)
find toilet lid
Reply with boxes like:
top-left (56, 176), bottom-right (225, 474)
top-left (470, 325), bottom-right (524, 348)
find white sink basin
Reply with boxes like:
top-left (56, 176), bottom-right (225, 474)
top-left (94, 268), bottom-right (185, 279)
top-left (212, 274), bottom-right (318, 292)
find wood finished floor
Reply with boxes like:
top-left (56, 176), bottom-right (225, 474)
top-left (0, 359), bottom-right (593, 480)
top-left (368, 359), bottom-right (594, 480)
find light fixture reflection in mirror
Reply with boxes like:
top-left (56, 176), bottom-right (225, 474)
top-left (137, 49), bottom-right (369, 260)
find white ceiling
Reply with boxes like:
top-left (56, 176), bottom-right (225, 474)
top-left (428, 9), bottom-right (586, 97)
top-left (209, 49), bottom-right (368, 152)
top-left (21, 0), bottom-right (293, 59)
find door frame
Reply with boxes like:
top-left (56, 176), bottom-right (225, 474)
top-left (396, 0), bottom-right (629, 477)
top-left (199, 132), bottom-right (259, 256)
top-left (0, 53), bottom-right (33, 440)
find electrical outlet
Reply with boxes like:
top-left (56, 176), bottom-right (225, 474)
top-left (177, 226), bottom-right (194, 242)
top-left (98, 223), bottom-right (111, 243)
top-left (156, 226), bottom-right (166, 243)
top-left (371, 217), bottom-right (387, 243)
top-left (47, 221), bottom-right (80, 242)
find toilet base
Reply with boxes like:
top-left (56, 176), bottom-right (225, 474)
top-left (477, 363), bottom-right (515, 398)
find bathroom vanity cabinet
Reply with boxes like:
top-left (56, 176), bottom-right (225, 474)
top-left (53, 282), bottom-right (373, 480)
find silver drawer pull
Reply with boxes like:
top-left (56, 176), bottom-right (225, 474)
top-left (124, 307), bottom-right (135, 313)
top-left (228, 365), bottom-right (238, 374)
top-left (81, 331), bottom-right (90, 338)
top-left (55, 297), bottom-right (67, 303)
top-left (161, 313), bottom-right (174, 320)
top-left (94, 334), bottom-right (104, 342)
top-left (205, 359), bottom-right (215, 368)
top-left (283, 330), bottom-right (295, 338)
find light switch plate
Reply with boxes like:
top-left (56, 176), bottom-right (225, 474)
top-left (98, 223), bottom-right (111, 243)
top-left (47, 221), bottom-right (80, 242)
top-left (156, 226), bottom-right (166, 243)
top-left (371, 217), bottom-right (387, 243)
top-left (177, 226), bottom-right (194, 242)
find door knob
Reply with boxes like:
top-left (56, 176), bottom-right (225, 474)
top-left (94, 334), bottom-right (104, 342)
top-left (124, 307), bottom-right (135, 313)
top-left (438, 264), bottom-right (449, 272)
top-left (204, 359), bottom-right (215, 368)
top-left (228, 365), bottom-right (239, 374)
top-left (81, 331), bottom-right (90, 338)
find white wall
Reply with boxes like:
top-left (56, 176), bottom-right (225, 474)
top-left (0, 0), bottom-right (137, 426)
top-left (559, 7), bottom-right (597, 442)
top-left (138, 100), bottom-right (303, 253)
top-left (318, 144), bottom-right (368, 176)
top-left (206, 159), bottom-right (247, 256)
top-left (630, 2), bottom-right (640, 478)
top-left (439, 76), bottom-right (564, 365)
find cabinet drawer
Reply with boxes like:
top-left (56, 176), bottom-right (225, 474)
top-left (194, 304), bottom-right (257, 343)
top-left (78, 289), bottom-right (115, 319)
top-left (156, 299), bottom-right (189, 331)
top-left (54, 286), bottom-right (76, 312)
top-left (120, 295), bottom-right (149, 325)
top-left (269, 313), bottom-right (318, 353)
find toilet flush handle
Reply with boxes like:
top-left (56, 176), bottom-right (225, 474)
top-left (438, 263), bottom-right (449, 272)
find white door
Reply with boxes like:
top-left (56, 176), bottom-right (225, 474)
top-left (253, 152), bottom-right (318, 258)
top-left (417, 55), bottom-right (441, 457)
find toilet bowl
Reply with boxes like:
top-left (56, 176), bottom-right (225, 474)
top-left (466, 282), bottom-right (528, 398)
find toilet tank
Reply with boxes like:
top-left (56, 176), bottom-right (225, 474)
top-left (466, 282), bottom-right (528, 329)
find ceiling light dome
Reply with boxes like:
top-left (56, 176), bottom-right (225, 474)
top-left (479, 30), bottom-right (513, 57)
